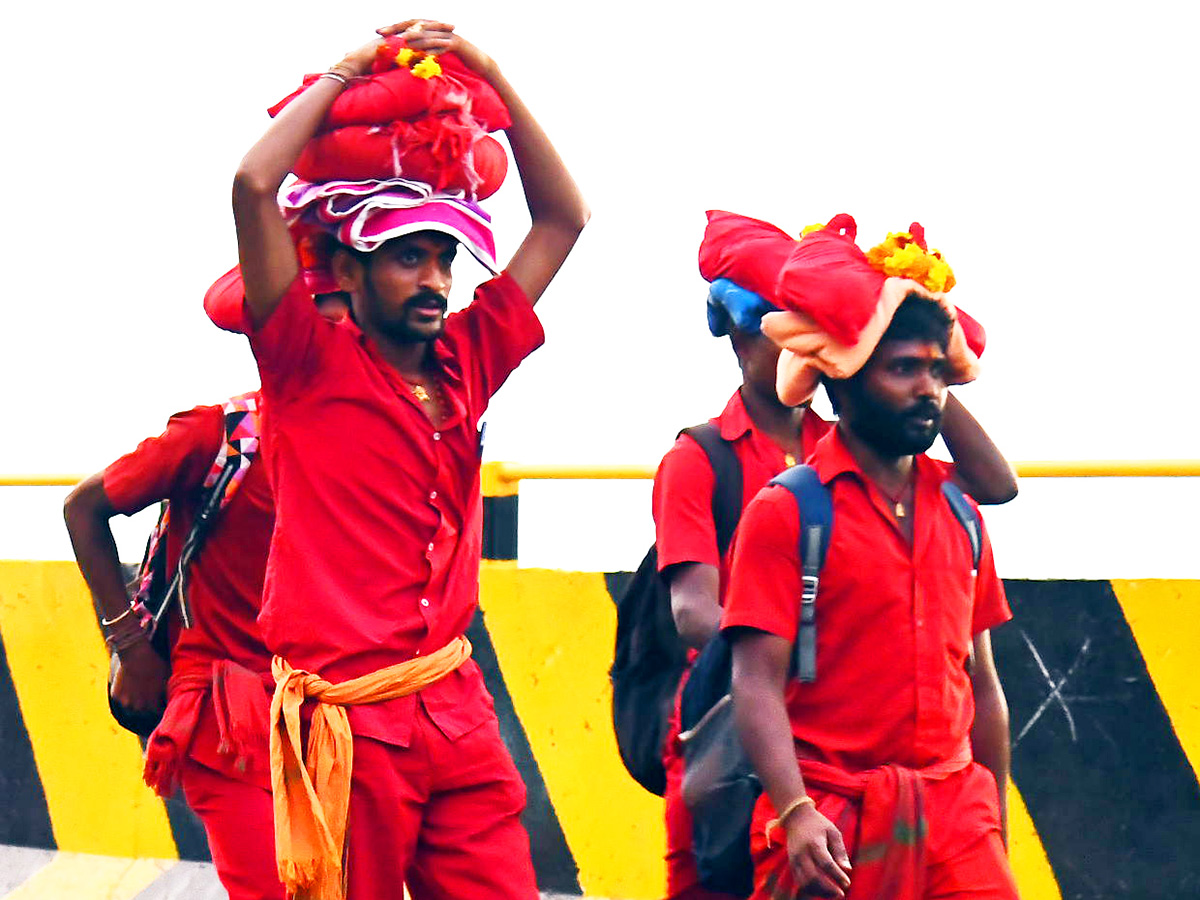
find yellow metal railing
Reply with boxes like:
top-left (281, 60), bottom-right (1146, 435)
top-left (3, 460), bottom-right (1200, 491)
top-left (0, 475), bottom-right (87, 487)
top-left (487, 459), bottom-right (1200, 485)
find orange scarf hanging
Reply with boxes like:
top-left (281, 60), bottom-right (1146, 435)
top-left (269, 636), bottom-right (472, 900)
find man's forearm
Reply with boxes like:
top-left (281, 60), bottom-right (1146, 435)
top-left (731, 638), bottom-right (809, 816)
top-left (63, 475), bottom-right (133, 622)
top-left (735, 682), bottom-right (808, 813)
top-left (483, 66), bottom-right (589, 234)
top-left (942, 393), bottom-right (1018, 505)
top-left (234, 40), bottom-right (379, 321)
top-left (971, 667), bottom-right (1012, 843)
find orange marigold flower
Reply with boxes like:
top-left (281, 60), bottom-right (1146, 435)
top-left (395, 48), bottom-right (416, 66)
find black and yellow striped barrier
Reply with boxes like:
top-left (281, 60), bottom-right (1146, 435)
top-left (1, 462), bottom-right (1198, 898)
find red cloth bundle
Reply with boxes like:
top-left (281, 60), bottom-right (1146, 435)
top-left (268, 40), bottom-right (511, 199)
top-left (294, 125), bottom-right (507, 196)
top-left (268, 50), bottom-right (511, 134)
top-left (700, 210), bottom-right (988, 405)
top-left (697, 210), bottom-right (795, 301)
top-left (699, 211), bottom-right (886, 347)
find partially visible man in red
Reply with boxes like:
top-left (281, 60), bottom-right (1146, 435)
top-left (61, 294), bottom-right (346, 900)
top-left (725, 293), bottom-right (1018, 900)
top-left (653, 278), bottom-right (1017, 899)
top-left (230, 16), bottom-right (587, 900)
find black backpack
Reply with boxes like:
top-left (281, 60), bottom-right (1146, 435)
top-left (610, 422), bottom-right (743, 796)
top-left (679, 465), bottom-right (983, 896)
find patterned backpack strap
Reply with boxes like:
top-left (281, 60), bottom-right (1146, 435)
top-left (203, 392), bottom-right (262, 505)
top-left (156, 394), bottom-right (263, 631)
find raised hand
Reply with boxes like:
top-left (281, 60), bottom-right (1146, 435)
top-left (376, 19), bottom-right (494, 76)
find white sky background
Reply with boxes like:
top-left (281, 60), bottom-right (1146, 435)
top-left (1, 0), bottom-right (1198, 575)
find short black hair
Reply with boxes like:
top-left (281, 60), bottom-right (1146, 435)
top-left (824, 293), bottom-right (953, 415)
top-left (881, 292), bottom-right (953, 351)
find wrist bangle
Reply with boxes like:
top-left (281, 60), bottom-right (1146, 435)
top-left (100, 606), bottom-right (134, 627)
top-left (320, 71), bottom-right (348, 86)
top-left (765, 795), bottom-right (815, 847)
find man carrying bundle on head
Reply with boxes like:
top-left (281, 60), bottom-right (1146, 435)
top-left (229, 16), bottom-right (587, 900)
top-left (647, 217), bottom-right (1016, 899)
top-left (716, 215), bottom-right (1018, 899)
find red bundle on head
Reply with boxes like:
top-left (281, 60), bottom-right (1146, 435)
top-left (268, 39), bottom-right (511, 200)
top-left (699, 209), bottom-right (987, 405)
top-left (774, 215), bottom-right (887, 348)
top-left (698, 211), bottom-right (795, 300)
top-left (293, 124), bottom-right (508, 197)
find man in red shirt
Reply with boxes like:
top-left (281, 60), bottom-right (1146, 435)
top-left (653, 281), bottom-right (1017, 899)
top-left (63, 302), bottom-right (348, 900)
top-left (231, 18), bottom-right (587, 900)
top-left (724, 295), bottom-right (1018, 900)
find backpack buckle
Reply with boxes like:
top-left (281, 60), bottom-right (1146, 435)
top-left (800, 575), bottom-right (819, 623)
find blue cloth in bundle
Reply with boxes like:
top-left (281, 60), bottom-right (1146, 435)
top-left (706, 278), bottom-right (779, 337)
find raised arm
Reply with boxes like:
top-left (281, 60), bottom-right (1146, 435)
top-left (389, 21), bottom-right (590, 304)
top-left (232, 38), bottom-right (384, 328)
top-left (63, 474), bottom-right (167, 713)
top-left (942, 392), bottom-right (1019, 505)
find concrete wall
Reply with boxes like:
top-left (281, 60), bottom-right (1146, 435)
top-left (1, 561), bottom-right (1197, 898)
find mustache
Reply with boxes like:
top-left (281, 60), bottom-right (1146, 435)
top-left (405, 290), bottom-right (448, 312)
top-left (902, 399), bottom-right (943, 422)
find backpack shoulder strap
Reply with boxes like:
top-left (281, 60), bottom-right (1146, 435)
top-left (767, 465), bottom-right (832, 683)
top-left (680, 422), bottom-right (744, 556)
top-left (203, 393), bottom-right (262, 501)
top-left (940, 480), bottom-right (983, 571)
top-left (161, 395), bottom-right (264, 630)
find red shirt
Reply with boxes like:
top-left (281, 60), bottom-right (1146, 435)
top-left (103, 397), bottom-right (275, 680)
top-left (249, 272), bottom-right (544, 747)
top-left (721, 426), bottom-right (1011, 772)
top-left (652, 389), bottom-right (831, 590)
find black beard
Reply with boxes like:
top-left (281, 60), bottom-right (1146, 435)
top-left (847, 388), bottom-right (943, 457)
top-left (367, 288), bottom-right (447, 344)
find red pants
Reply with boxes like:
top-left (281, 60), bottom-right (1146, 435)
top-left (180, 757), bottom-right (285, 900)
top-left (344, 703), bottom-right (538, 900)
top-left (748, 762), bottom-right (1018, 900)
top-left (663, 673), bottom-right (742, 900)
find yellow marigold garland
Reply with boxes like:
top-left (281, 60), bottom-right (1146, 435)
top-left (395, 47), bottom-right (444, 80)
top-left (865, 232), bottom-right (956, 293)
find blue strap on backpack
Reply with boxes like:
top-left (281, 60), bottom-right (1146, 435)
top-left (770, 467), bottom-right (983, 678)
top-left (767, 465), bottom-right (833, 682)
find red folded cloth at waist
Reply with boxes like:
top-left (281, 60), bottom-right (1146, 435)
top-left (143, 660), bottom-right (273, 796)
top-left (759, 746), bottom-right (970, 900)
